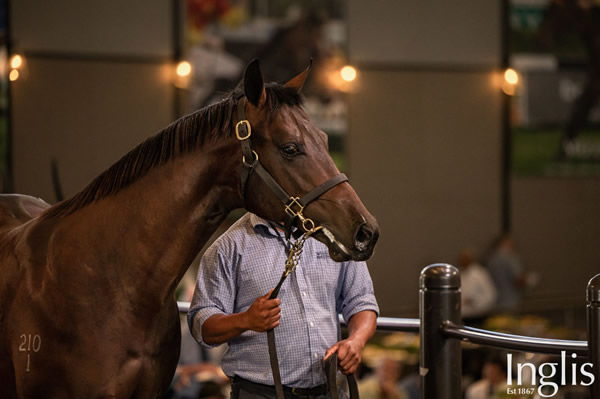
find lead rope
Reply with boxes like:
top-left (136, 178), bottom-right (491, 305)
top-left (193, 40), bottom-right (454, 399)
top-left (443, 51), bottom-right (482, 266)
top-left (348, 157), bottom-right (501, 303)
top-left (267, 225), bottom-right (359, 399)
top-left (267, 225), bottom-right (321, 399)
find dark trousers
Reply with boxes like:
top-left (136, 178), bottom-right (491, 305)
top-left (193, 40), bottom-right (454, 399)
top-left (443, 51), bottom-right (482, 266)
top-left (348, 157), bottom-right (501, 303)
top-left (230, 377), bottom-right (330, 399)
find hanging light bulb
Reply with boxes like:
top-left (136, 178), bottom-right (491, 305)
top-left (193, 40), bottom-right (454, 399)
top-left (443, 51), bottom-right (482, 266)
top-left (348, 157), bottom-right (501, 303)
top-left (7, 53), bottom-right (26, 82)
top-left (173, 60), bottom-right (192, 89)
top-left (9, 69), bottom-right (20, 82)
top-left (176, 61), bottom-right (192, 78)
top-left (502, 68), bottom-right (519, 96)
top-left (10, 54), bottom-right (23, 70)
top-left (340, 65), bottom-right (357, 82)
top-left (504, 68), bottom-right (519, 85)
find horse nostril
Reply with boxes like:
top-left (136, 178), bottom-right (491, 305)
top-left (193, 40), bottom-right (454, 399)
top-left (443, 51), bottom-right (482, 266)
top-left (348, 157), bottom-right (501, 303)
top-left (354, 223), bottom-right (374, 251)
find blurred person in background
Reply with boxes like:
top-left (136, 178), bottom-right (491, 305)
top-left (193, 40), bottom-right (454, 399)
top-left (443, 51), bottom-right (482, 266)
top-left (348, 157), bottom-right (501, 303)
top-left (456, 248), bottom-right (497, 325)
top-left (464, 351), bottom-right (508, 399)
top-left (487, 234), bottom-right (537, 313)
top-left (357, 357), bottom-right (408, 399)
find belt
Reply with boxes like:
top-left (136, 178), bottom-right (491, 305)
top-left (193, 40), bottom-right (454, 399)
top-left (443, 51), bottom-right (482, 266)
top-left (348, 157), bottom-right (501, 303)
top-left (233, 376), bottom-right (328, 397)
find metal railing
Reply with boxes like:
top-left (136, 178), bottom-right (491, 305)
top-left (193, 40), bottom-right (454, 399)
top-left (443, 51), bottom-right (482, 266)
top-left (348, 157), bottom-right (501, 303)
top-left (178, 263), bottom-right (600, 398)
top-left (176, 302), bottom-right (420, 333)
top-left (418, 264), bottom-right (599, 399)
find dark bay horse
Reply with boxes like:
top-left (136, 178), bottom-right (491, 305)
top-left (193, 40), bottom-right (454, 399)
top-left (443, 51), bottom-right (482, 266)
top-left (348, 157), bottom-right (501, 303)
top-left (0, 59), bottom-right (379, 399)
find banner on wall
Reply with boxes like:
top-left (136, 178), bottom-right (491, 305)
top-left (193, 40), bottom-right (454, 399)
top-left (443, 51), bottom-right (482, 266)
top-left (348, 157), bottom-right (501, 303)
top-left (509, 0), bottom-right (600, 176)
top-left (183, 0), bottom-right (352, 171)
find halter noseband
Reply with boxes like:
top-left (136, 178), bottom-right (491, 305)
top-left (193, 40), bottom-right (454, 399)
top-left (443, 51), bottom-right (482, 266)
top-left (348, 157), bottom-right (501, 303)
top-left (235, 97), bottom-right (348, 238)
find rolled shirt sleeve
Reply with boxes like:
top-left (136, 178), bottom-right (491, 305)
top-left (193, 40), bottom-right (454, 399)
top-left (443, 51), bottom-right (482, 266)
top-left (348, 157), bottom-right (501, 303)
top-left (336, 260), bottom-right (379, 323)
top-left (187, 237), bottom-right (237, 347)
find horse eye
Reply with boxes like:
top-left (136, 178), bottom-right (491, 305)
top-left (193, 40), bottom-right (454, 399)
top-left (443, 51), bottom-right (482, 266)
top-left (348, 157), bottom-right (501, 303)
top-left (280, 143), bottom-right (300, 157)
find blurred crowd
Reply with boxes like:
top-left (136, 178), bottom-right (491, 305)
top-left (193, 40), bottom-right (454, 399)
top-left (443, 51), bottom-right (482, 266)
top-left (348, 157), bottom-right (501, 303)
top-left (457, 233), bottom-right (539, 326)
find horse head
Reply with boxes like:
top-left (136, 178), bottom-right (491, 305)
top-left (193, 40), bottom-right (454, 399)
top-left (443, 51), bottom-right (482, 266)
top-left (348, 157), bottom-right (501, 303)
top-left (237, 59), bottom-right (379, 262)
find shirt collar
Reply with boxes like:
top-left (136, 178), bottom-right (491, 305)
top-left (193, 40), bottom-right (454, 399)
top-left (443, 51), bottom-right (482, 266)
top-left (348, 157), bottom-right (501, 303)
top-left (249, 213), bottom-right (284, 238)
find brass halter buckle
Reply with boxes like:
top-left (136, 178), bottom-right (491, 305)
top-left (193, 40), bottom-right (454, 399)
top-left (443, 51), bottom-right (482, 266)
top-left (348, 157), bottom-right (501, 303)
top-left (235, 120), bottom-right (251, 141)
top-left (298, 214), bottom-right (316, 233)
top-left (242, 150), bottom-right (259, 168)
top-left (284, 197), bottom-right (304, 219)
top-left (285, 197), bottom-right (317, 233)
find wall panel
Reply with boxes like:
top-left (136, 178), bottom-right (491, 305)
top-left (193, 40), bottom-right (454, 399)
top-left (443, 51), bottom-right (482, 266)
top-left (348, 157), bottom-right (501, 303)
top-left (347, 70), bottom-right (502, 314)
top-left (512, 178), bottom-right (600, 308)
top-left (12, 58), bottom-right (173, 202)
top-left (347, 0), bottom-right (500, 67)
top-left (11, 0), bottom-right (172, 58)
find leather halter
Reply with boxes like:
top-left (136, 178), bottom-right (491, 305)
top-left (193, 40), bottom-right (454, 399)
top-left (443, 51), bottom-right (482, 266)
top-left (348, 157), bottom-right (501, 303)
top-left (235, 97), bottom-right (348, 239)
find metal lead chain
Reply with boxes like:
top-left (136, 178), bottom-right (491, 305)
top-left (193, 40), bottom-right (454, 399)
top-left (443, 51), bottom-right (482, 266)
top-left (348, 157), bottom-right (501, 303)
top-left (283, 224), bottom-right (322, 277)
top-left (270, 221), bottom-right (322, 300)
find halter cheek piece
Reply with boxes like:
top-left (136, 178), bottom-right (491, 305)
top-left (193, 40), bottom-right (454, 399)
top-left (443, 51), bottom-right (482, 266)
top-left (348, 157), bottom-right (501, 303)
top-left (235, 97), bottom-right (348, 239)
top-left (235, 97), bottom-right (359, 399)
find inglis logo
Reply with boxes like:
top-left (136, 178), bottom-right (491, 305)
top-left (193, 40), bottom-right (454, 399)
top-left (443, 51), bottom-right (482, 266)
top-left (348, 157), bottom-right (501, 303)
top-left (506, 351), bottom-right (594, 397)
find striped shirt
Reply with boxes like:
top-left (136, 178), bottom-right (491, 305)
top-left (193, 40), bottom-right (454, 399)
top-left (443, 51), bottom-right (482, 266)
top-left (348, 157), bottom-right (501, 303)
top-left (187, 212), bottom-right (379, 388)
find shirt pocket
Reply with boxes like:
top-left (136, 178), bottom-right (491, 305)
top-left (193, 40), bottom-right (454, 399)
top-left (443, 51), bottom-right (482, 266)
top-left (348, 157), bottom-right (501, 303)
top-left (308, 258), bottom-right (340, 299)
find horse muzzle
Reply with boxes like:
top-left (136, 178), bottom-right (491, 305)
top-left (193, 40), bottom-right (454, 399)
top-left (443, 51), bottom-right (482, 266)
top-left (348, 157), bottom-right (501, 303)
top-left (320, 220), bottom-right (379, 262)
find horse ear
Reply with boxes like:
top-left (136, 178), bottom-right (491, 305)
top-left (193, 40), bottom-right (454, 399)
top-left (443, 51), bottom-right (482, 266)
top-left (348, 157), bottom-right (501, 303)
top-left (243, 59), bottom-right (266, 107)
top-left (284, 59), bottom-right (313, 92)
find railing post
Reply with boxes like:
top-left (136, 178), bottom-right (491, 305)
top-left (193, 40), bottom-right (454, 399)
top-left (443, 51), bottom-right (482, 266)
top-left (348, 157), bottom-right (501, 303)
top-left (420, 264), bottom-right (462, 399)
top-left (586, 274), bottom-right (600, 398)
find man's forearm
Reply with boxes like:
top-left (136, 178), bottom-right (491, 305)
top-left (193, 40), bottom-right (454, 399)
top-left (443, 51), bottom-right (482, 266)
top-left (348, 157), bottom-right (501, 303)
top-left (347, 310), bottom-right (377, 347)
top-left (195, 291), bottom-right (281, 345)
top-left (199, 313), bottom-right (250, 345)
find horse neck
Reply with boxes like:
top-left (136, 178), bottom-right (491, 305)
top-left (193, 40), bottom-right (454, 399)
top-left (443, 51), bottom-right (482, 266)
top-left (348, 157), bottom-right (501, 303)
top-left (52, 138), bottom-right (243, 308)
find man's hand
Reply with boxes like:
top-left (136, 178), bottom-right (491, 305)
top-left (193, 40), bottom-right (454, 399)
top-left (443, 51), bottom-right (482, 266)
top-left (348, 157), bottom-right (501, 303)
top-left (201, 290), bottom-right (282, 345)
top-left (244, 290), bottom-right (281, 332)
top-left (323, 310), bottom-right (377, 375)
top-left (324, 338), bottom-right (363, 375)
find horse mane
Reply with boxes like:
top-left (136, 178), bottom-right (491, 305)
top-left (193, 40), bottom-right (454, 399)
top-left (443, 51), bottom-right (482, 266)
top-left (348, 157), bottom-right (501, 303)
top-left (42, 83), bottom-right (303, 219)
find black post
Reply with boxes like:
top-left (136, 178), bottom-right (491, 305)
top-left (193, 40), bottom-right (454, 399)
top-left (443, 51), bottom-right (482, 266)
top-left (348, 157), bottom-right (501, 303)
top-left (420, 264), bottom-right (462, 399)
top-left (586, 274), bottom-right (600, 398)
top-left (500, 0), bottom-right (512, 233)
top-left (171, 0), bottom-right (183, 118)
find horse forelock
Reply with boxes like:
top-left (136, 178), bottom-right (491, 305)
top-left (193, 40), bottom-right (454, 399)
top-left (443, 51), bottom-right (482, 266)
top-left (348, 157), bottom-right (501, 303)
top-left (41, 83), bottom-right (304, 219)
